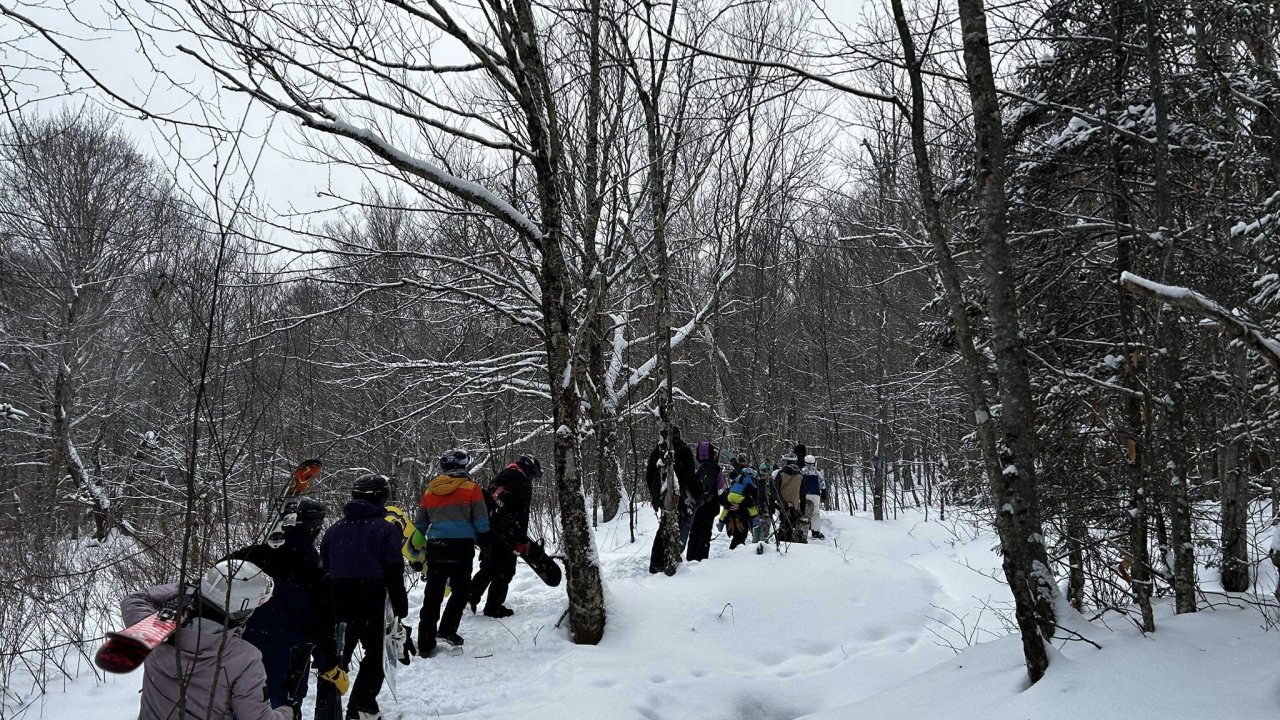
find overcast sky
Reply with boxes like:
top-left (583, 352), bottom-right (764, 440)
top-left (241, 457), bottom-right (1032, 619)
top-left (1, 0), bottom-right (877, 233)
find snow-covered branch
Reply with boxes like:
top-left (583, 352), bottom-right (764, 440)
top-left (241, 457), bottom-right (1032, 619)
top-left (1119, 271), bottom-right (1280, 376)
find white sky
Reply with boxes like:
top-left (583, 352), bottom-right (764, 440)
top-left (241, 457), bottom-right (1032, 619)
top-left (0, 0), bottom-right (879, 228)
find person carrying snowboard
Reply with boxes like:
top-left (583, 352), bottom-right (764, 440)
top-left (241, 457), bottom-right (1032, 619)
top-left (229, 499), bottom-right (347, 717)
top-left (800, 454), bottom-right (826, 540)
top-left (320, 474), bottom-right (408, 720)
top-left (716, 466), bottom-right (761, 550)
top-left (470, 454), bottom-right (539, 618)
top-left (415, 448), bottom-right (490, 656)
top-left (647, 426), bottom-right (698, 573)
top-left (125, 559), bottom-right (294, 720)
top-left (685, 440), bottom-right (723, 562)
top-left (775, 453), bottom-right (806, 544)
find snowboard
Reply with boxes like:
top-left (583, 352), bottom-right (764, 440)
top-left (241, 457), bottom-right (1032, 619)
top-left (515, 538), bottom-right (562, 587)
top-left (93, 598), bottom-right (183, 674)
top-left (382, 601), bottom-right (415, 697)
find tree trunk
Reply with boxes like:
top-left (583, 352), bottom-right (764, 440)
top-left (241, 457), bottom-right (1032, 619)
top-left (512, 0), bottom-right (605, 643)
top-left (955, 0), bottom-right (1056, 682)
top-left (1140, 0), bottom-right (1198, 610)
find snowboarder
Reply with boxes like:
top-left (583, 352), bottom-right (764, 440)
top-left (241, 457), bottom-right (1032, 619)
top-left (415, 448), bottom-right (490, 656)
top-left (320, 474), bottom-right (408, 720)
top-left (470, 454), bottom-right (539, 618)
top-left (717, 466), bottom-right (761, 550)
top-left (124, 559), bottom-right (296, 720)
top-left (647, 425), bottom-right (698, 573)
top-left (229, 498), bottom-right (347, 716)
top-left (775, 454), bottom-right (806, 544)
top-left (685, 440), bottom-right (723, 562)
top-left (801, 454), bottom-right (826, 540)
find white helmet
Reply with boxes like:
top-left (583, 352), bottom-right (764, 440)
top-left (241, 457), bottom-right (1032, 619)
top-left (199, 559), bottom-right (274, 623)
top-left (804, 454), bottom-right (816, 465)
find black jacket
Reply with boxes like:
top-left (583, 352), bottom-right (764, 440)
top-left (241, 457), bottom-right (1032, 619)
top-left (646, 440), bottom-right (697, 508)
top-left (486, 464), bottom-right (533, 543)
top-left (229, 532), bottom-right (338, 668)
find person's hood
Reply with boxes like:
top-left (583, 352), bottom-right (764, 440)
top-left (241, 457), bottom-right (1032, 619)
top-left (343, 499), bottom-right (386, 519)
top-left (428, 471), bottom-right (472, 495)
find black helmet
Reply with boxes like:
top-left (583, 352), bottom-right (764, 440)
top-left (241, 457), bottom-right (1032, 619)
top-left (439, 448), bottom-right (471, 472)
top-left (515, 454), bottom-right (542, 479)
top-left (352, 473), bottom-right (391, 504)
top-left (294, 498), bottom-right (326, 534)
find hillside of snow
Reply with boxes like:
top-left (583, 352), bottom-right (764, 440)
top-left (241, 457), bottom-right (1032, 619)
top-left (29, 508), bottom-right (1280, 720)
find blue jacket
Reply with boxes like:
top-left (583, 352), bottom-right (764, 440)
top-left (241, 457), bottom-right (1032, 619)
top-left (801, 468), bottom-right (824, 496)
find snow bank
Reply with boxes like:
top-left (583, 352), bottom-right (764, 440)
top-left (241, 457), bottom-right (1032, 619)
top-left (808, 600), bottom-right (1280, 720)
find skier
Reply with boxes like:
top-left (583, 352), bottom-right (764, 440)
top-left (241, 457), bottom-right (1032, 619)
top-left (801, 454), bottom-right (826, 540)
top-left (124, 559), bottom-right (295, 720)
top-left (647, 425), bottom-right (698, 574)
top-left (470, 454), bottom-right (540, 618)
top-left (320, 474), bottom-right (409, 720)
top-left (415, 448), bottom-right (490, 656)
top-left (775, 453), bottom-right (806, 544)
top-left (685, 440), bottom-right (723, 562)
top-left (716, 466), bottom-right (761, 550)
top-left (229, 499), bottom-right (347, 716)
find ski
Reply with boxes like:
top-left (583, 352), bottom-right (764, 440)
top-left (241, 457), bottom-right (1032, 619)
top-left (93, 458), bottom-right (322, 674)
top-left (93, 595), bottom-right (184, 673)
top-left (265, 458), bottom-right (323, 548)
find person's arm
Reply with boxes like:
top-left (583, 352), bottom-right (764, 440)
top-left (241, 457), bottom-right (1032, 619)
top-left (121, 583), bottom-right (179, 626)
top-left (646, 448), bottom-right (663, 510)
top-left (230, 654), bottom-right (295, 720)
top-left (414, 503), bottom-right (431, 537)
top-left (318, 530), bottom-right (331, 571)
top-left (471, 483), bottom-right (491, 538)
top-left (382, 528), bottom-right (409, 619)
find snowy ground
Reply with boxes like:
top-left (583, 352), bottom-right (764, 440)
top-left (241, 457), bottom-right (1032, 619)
top-left (26, 508), bottom-right (1280, 720)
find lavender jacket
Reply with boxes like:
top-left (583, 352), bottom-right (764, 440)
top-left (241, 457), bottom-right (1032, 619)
top-left (123, 584), bottom-right (293, 720)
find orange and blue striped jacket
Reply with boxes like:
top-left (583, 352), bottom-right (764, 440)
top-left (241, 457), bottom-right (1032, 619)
top-left (415, 471), bottom-right (489, 544)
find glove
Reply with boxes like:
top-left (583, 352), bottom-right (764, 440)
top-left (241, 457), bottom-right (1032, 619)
top-left (751, 517), bottom-right (761, 529)
top-left (716, 520), bottom-right (725, 532)
top-left (319, 666), bottom-right (349, 695)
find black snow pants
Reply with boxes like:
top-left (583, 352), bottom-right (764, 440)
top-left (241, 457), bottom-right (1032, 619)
top-left (686, 500), bottom-right (719, 561)
top-left (331, 580), bottom-right (386, 717)
top-left (421, 559), bottom-right (473, 639)
top-left (470, 536), bottom-right (518, 612)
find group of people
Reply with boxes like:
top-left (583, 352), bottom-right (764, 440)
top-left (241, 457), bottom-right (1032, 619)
top-left (646, 430), bottom-right (828, 572)
top-left (126, 450), bottom-right (542, 720)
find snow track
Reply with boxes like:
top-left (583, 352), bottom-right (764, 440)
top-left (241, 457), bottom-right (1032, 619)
top-left (332, 509), bottom-right (1010, 720)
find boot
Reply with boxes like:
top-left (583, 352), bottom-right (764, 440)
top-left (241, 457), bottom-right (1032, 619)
top-left (417, 629), bottom-right (436, 658)
top-left (483, 605), bottom-right (514, 618)
top-left (437, 631), bottom-right (465, 647)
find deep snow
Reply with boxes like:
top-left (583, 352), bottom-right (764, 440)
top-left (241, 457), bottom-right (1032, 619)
top-left (26, 507), bottom-right (1280, 720)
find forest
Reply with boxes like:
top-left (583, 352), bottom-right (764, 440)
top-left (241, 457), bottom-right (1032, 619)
top-left (1, 0), bottom-right (1279, 714)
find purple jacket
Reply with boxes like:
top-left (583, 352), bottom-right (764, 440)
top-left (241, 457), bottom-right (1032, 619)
top-left (320, 500), bottom-right (404, 580)
top-left (320, 500), bottom-right (409, 617)
top-left (123, 584), bottom-right (292, 720)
